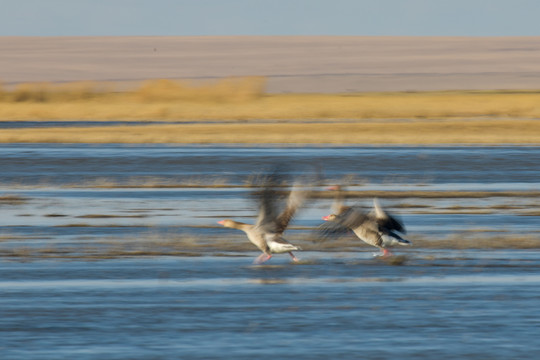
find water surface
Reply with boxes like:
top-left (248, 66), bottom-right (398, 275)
top-left (1, 144), bottom-right (540, 359)
top-left (2, 252), bottom-right (540, 359)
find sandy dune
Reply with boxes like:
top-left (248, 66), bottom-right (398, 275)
top-left (2, 36), bottom-right (540, 92)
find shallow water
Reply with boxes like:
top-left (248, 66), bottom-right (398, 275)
top-left (3, 144), bottom-right (540, 185)
top-left (1, 144), bottom-right (540, 245)
top-left (1, 144), bottom-right (540, 358)
top-left (2, 251), bottom-right (540, 359)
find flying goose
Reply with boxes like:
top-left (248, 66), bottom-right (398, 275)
top-left (317, 185), bottom-right (411, 257)
top-left (218, 174), bottom-right (305, 264)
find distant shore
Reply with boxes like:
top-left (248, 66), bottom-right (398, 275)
top-left (2, 36), bottom-right (540, 93)
top-left (1, 81), bottom-right (540, 144)
top-left (3, 36), bottom-right (540, 144)
top-left (2, 118), bottom-right (540, 145)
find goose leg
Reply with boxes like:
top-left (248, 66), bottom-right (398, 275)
top-left (288, 252), bottom-right (299, 262)
top-left (373, 248), bottom-right (392, 257)
top-left (253, 253), bottom-right (266, 264)
top-left (254, 253), bottom-right (272, 264)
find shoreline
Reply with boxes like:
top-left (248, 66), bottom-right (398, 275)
top-left (2, 82), bottom-right (540, 144)
top-left (2, 79), bottom-right (540, 145)
top-left (2, 118), bottom-right (540, 145)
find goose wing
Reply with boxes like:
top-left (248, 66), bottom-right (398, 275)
top-left (335, 206), bottom-right (370, 229)
top-left (329, 185), bottom-right (346, 214)
top-left (254, 169), bottom-right (306, 235)
top-left (254, 184), bottom-right (281, 231)
top-left (256, 185), bottom-right (305, 235)
top-left (315, 206), bottom-right (369, 242)
top-left (315, 220), bottom-right (350, 242)
top-left (273, 184), bottom-right (306, 234)
top-left (372, 198), bottom-right (406, 234)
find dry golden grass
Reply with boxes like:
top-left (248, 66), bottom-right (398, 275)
top-left (0, 77), bottom-right (265, 103)
top-left (2, 78), bottom-right (540, 121)
top-left (0, 81), bottom-right (115, 102)
top-left (134, 77), bottom-right (266, 102)
top-left (2, 78), bottom-right (540, 144)
top-left (2, 119), bottom-right (540, 144)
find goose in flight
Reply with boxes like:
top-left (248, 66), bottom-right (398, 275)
top-left (317, 185), bottom-right (411, 257)
top-left (218, 175), bottom-right (305, 264)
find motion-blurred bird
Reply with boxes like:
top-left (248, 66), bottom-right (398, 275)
top-left (218, 172), bottom-right (306, 264)
top-left (316, 185), bottom-right (411, 257)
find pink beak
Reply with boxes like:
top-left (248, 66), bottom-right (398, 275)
top-left (326, 185), bottom-right (339, 191)
top-left (217, 220), bottom-right (225, 225)
top-left (322, 215), bottom-right (330, 221)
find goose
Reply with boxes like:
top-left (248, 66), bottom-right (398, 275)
top-left (218, 176), bottom-right (305, 264)
top-left (317, 185), bottom-right (411, 257)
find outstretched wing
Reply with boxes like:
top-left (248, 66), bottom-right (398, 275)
top-left (313, 221), bottom-right (350, 242)
top-left (274, 184), bottom-right (306, 234)
top-left (329, 185), bottom-right (346, 214)
top-left (377, 214), bottom-right (406, 234)
top-left (254, 169), bottom-right (305, 235)
top-left (314, 207), bottom-right (369, 242)
top-left (254, 184), bottom-right (280, 230)
top-left (372, 198), bottom-right (406, 234)
top-left (253, 168), bottom-right (286, 228)
top-left (334, 206), bottom-right (370, 229)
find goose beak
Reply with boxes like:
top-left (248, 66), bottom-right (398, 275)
top-left (217, 220), bottom-right (225, 225)
top-left (322, 215), bottom-right (330, 221)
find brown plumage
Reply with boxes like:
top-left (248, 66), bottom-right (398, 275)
top-left (218, 176), bottom-right (306, 264)
top-left (317, 185), bottom-right (410, 257)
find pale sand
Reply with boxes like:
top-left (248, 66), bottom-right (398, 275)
top-left (2, 36), bottom-right (540, 93)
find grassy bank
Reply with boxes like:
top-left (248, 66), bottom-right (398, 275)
top-left (2, 78), bottom-right (540, 144)
top-left (2, 119), bottom-right (540, 144)
top-left (2, 78), bottom-right (540, 121)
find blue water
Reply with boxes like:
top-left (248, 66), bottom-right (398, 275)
top-left (2, 253), bottom-right (540, 359)
top-left (2, 144), bottom-right (540, 185)
top-left (1, 144), bottom-right (539, 243)
top-left (1, 144), bottom-right (540, 359)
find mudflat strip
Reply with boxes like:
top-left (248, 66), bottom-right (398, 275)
top-left (2, 36), bottom-right (540, 92)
